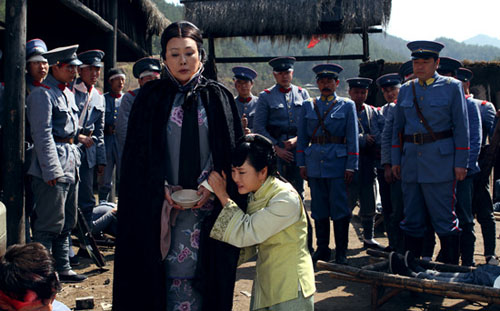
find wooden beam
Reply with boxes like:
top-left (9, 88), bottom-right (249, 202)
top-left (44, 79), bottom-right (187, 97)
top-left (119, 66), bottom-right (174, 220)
top-left (215, 54), bottom-right (366, 64)
top-left (362, 28), bottom-right (370, 62)
top-left (58, 0), bottom-right (148, 59)
top-left (104, 0), bottom-right (118, 93)
top-left (3, 0), bottom-right (27, 246)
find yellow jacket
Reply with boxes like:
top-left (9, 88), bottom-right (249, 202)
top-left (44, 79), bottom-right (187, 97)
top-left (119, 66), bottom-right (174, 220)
top-left (210, 176), bottom-right (315, 309)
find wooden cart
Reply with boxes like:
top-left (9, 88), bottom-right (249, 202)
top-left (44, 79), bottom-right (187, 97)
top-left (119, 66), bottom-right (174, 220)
top-left (317, 250), bottom-right (500, 310)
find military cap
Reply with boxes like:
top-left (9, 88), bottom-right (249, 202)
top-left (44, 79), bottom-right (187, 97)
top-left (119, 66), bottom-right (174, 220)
top-left (108, 67), bottom-right (126, 81)
top-left (399, 60), bottom-right (413, 80)
top-left (232, 66), bottom-right (257, 81)
top-left (312, 63), bottom-right (343, 80)
top-left (268, 57), bottom-right (295, 72)
top-left (43, 44), bottom-right (82, 67)
top-left (376, 73), bottom-right (401, 88)
top-left (407, 40), bottom-right (445, 59)
top-left (456, 68), bottom-right (473, 82)
top-left (26, 38), bottom-right (48, 63)
top-left (437, 57), bottom-right (462, 76)
top-left (132, 57), bottom-right (161, 79)
top-left (346, 77), bottom-right (373, 89)
top-left (78, 50), bottom-right (105, 67)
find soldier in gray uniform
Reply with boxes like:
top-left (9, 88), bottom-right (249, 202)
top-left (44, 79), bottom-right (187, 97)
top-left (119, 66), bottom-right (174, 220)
top-left (457, 67), bottom-right (498, 265)
top-left (377, 73), bottom-right (403, 252)
top-left (73, 50), bottom-right (107, 227)
top-left (346, 77), bottom-right (386, 250)
top-left (98, 67), bottom-right (126, 202)
top-left (254, 57), bottom-right (310, 196)
top-left (232, 66), bottom-right (258, 133)
top-left (27, 44), bottom-right (86, 282)
top-left (25, 38), bottom-right (49, 242)
top-left (115, 57), bottom-right (161, 158)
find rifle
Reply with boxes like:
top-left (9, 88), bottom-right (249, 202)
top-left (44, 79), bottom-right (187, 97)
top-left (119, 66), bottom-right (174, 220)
top-left (75, 208), bottom-right (107, 269)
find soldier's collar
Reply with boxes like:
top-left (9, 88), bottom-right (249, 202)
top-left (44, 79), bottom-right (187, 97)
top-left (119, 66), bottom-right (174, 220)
top-left (417, 73), bottom-right (437, 86)
top-left (320, 95), bottom-right (335, 102)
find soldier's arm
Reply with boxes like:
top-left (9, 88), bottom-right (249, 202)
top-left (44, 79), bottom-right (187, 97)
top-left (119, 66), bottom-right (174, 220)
top-left (115, 93), bottom-right (133, 153)
top-left (380, 105), bottom-right (394, 166)
top-left (451, 83), bottom-right (470, 169)
top-left (484, 102), bottom-right (497, 140)
top-left (27, 90), bottom-right (64, 182)
top-left (466, 99), bottom-right (482, 167)
top-left (391, 96), bottom-right (404, 167)
top-left (346, 101), bottom-right (359, 171)
top-left (296, 99), bottom-right (310, 167)
top-left (95, 95), bottom-right (107, 166)
top-left (253, 94), bottom-right (277, 145)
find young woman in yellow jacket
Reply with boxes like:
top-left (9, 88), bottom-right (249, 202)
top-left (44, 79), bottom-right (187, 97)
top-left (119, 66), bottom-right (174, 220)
top-left (208, 134), bottom-right (315, 311)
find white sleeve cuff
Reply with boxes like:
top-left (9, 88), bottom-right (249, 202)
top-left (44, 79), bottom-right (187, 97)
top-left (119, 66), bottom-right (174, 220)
top-left (199, 179), bottom-right (214, 193)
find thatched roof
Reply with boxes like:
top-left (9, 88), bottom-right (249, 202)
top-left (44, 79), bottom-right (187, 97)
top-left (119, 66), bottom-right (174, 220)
top-left (136, 0), bottom-right (171, 36)
top-left (184, 0), bottom-right (391, 39)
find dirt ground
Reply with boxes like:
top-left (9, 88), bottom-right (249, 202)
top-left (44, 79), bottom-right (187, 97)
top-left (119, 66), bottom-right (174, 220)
top-left (57, 188), bottom-right (500, 311)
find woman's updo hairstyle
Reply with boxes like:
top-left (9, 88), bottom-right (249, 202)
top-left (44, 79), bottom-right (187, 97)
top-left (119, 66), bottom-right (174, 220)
top-left (160, 21), bottom-right (207, 63)
top-left (232, 134), bottom-right (278, 176)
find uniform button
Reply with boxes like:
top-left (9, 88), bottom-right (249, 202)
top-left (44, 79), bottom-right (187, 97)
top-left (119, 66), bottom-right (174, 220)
top-left (320, 160), bottom-right (324, 163)
top-left (418, 152), bottom-right (422, 156)
top-left (420, 97), bottom-right (424, 101)
top-left (419, 120), bottom-right (423, 123)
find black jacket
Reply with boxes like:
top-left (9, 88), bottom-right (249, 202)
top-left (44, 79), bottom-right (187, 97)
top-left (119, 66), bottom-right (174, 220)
top-left (112, 76), bottom-right (246, 311)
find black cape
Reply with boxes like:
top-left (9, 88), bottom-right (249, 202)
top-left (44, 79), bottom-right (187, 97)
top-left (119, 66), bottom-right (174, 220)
top-left (112, 76), bottom-right (247, 311)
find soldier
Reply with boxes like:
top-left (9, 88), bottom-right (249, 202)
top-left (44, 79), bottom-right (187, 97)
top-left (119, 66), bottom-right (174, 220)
top-left (115, 57), bottom-right (161, 157)
top-left (25, 38), bottom-right (49, 241)
top-left (98, 67), bottom-right (126, 202)
top-left (392, 41), bottom-right (469, 265)
top-left (377, 73), bottom-right (404, 252)
top-left (254, 56), bottom-right (309, 196)
top-left (346, 77), bottom-right (386, 250)
top-left (27, 44), bottom-right (86, 282)
top-left (297, 64), bottom-right (358, 264)
top-left (457, 67), bottom-right (498, 265)
top-left (232, 66), bottom-right (258, 133)
top-left (73, 50), bottom-right (107, 228)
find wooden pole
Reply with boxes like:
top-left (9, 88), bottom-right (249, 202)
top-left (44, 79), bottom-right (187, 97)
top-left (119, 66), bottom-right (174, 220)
top-left (104, 0), bottom-right (118, 93)
top-left (362, 28), bottom-right (370, 62)
top-left (3, 0), bottom-right (27, 246)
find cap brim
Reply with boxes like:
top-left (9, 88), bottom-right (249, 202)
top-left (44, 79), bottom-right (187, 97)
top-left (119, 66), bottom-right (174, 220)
top-left (27, 54), bottom-right (48, 63)
top-left (68, 59), bottom-right (83, 66)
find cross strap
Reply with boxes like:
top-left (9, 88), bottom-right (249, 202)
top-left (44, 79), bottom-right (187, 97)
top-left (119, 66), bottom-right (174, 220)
top-left (311, 98), bottom-right (337, 140)
top-left (412, 81), bottom-right (437, 141)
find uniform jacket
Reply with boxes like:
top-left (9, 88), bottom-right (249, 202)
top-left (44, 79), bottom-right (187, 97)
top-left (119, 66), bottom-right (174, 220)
top-left (468, 95), bottom-right (496, 146)
top-left (297, 94), bottom-right (359, 178)
top-left (392, 74), bottom-right (469, 183)
top-left (73, 79), bottom-right (106, 168)
top-left (235, 94), bottom-right (258, 130)
top-left (210, 176), bottom-right (315, 310)
top-left (27, 74), bottom-right (81, 184)
top-left (254, 84), bottom-right (309, 146)
top-left (380, 102), bottom-right (396, 166)
top-left (465, 96), bottom-right (482, 176)
top-left (113, 75), bottom-right (247, 311)
top-left (103, 92), bottom-right (122, 129)
top-left (115, 88), bottom-right (139, 155)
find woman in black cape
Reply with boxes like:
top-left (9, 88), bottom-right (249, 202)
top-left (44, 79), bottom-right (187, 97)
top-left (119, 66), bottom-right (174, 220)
top-left (112, 21), bottom-right (246, 311)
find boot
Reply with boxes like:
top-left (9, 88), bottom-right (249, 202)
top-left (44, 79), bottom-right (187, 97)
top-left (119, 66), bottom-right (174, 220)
top-left (439, 235), bottom-right (460, 265)
top-left (460, 223), bottom-right (475, 266)
top-left (334, 217), bottom-right (350, 265)
top-left (312, 219), bottom-right (331, 263)
top-left (404, 234), bottom-right (424, 259)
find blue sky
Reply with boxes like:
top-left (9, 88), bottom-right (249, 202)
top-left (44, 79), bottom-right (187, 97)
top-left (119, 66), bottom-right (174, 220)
top-left (163, 0), bottom-right (500, 42)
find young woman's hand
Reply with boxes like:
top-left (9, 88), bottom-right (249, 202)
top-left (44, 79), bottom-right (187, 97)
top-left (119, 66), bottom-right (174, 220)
top-left (208, 171), bottom-right (230, 206)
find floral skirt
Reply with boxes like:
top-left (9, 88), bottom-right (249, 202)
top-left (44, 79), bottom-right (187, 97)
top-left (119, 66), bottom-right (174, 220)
top-left (166, 278), bottom-right (203, 311)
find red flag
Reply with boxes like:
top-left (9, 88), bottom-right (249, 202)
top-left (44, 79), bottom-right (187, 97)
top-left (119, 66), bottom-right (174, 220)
top-left (307, 35), bottom-right (321, 49)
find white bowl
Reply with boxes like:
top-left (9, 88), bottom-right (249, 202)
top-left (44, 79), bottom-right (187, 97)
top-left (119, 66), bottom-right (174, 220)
top-left (171, 189), bottom-right (201, 208)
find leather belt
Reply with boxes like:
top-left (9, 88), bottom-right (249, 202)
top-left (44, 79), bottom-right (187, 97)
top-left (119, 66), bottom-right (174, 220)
top-left (311, 135), bottom-right (346, 145)
top-left (403, 129), bottom-right (453, 145)
top-left (53, 136), bottom-right (74, 144)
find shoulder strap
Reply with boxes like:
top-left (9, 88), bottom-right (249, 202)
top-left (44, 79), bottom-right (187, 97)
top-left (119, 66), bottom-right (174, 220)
top-left (412, 81), bottom-right (437, 141)
top-left (311, 98), bottom-right (337, 139)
